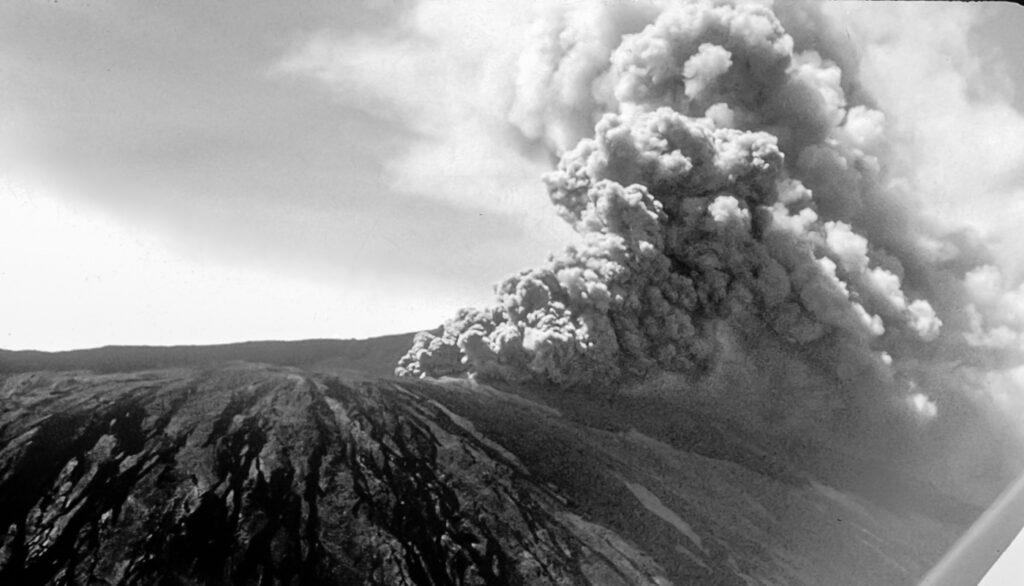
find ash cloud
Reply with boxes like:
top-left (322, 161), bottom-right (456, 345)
top-left (394, 0), bottom-right (1024, 496)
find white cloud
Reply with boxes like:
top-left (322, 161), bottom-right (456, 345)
top-left (825, 2), bottom-right (1024, 275)
top-left (273, 0), bottom-right (568, 229)
top-left (908, 391), bottom-right (938, 422)
top-left (0, 179), bottom-right (464, 350)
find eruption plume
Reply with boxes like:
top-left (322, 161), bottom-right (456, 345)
top-left (398, 2), bottom-right (939, 379)
top-left (388, 0), bottom-right (1024, 496)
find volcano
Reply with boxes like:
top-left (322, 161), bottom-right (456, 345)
top-left (4, 1), bottom-right (1023, 584)
top-left (0, 337), bottom-right (984, 585)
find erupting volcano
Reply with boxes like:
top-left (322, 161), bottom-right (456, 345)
top-left (4, 1), bottom-right (1024, 584)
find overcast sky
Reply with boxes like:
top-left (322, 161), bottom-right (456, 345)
top-left (2, 0), bottom-right (1023, 351)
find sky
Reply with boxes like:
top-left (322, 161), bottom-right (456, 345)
top-left (1, 0), bottom-right (1024, 351)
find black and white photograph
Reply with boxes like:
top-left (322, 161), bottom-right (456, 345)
top-left (3, 1), bottom-right (1024, 584)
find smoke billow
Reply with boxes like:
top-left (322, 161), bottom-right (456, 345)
top-left (393, 0), bottom-right (1024, 491)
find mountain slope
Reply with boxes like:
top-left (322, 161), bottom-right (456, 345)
top-left (0, 365), bottom-right (669, 585)
top-left (0, 333), bottom-right (414, 377)
top-left (0, 359), bottom-right (974, 585)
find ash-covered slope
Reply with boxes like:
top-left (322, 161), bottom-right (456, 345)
top-left (0, 362), bottom-right (973, 585)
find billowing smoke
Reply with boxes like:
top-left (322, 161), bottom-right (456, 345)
top-left (393, 0), bottom-right (1024, 494)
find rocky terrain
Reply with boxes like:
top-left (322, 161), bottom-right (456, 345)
top-left (0, 341), bottom-right (981, 585)
top-left (0, 364), bottom-right (675, 585)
